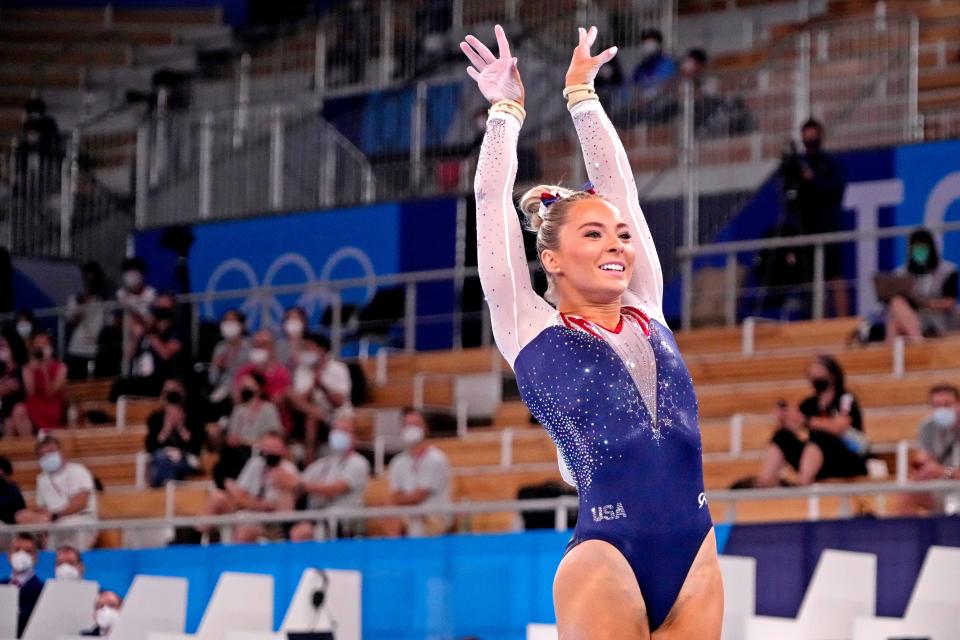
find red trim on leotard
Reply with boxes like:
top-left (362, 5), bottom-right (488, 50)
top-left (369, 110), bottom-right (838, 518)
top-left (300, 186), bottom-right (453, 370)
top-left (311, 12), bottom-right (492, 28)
top-left (560, 306), bottom-right (650, 338)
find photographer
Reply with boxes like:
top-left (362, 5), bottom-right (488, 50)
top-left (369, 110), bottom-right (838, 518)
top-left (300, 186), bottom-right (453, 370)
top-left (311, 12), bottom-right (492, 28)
top-left (777, 119), bottom-right (848, 316)
top-left (110, 293), bottom-right (183, 400)
top-left (22, 332), bottom-right (67, 431)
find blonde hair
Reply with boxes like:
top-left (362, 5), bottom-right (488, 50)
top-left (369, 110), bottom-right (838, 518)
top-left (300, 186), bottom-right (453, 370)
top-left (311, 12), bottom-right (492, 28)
top-left (517, 184), bottom-right (603, 304)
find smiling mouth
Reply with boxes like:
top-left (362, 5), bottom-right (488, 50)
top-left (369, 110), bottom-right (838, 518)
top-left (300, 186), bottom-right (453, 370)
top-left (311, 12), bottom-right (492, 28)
top-left (599, 263), bottom-right (625, 272)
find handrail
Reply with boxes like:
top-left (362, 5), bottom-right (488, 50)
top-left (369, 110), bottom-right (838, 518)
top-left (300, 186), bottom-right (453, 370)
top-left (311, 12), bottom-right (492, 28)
top-left (3, 479), bottom-right (958, 539)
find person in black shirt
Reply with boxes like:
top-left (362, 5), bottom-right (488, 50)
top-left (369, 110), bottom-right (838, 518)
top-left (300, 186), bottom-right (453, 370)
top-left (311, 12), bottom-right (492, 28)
top-left (0, 456), bottom-right (25, 524)
top-left (145, 379), bottom-right (204, 487)
top-left (779, 119), bottom-right (849, 317)
top-left (759, 355), bottom-right (868, 486)
top-left (110, 293), bottom-right (183, 400)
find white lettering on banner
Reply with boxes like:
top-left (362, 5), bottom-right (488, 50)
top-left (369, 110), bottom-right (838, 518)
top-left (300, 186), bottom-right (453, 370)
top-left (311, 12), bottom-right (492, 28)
top-left (924, 172), bottom-right (960, 234)
top-left (202, 249), bottom-right (378, 328)
top-left (845, 179), bottom-right (904, 315)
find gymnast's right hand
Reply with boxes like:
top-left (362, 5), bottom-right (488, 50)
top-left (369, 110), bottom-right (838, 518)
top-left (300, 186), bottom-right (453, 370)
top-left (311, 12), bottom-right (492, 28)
top-left (460, 24), bottom-right (524, 106)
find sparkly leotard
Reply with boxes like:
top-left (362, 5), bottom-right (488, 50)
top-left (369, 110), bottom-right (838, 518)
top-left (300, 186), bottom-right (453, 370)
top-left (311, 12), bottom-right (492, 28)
top-left (475, 100), bottom-right (712, 631)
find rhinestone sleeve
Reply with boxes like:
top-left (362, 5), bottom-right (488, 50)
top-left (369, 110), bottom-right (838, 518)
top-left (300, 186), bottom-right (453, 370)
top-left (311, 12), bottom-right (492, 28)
top-left (570, 100), bottom-right (665, 325)
top-left (475, 113), bottom-right (555, 369)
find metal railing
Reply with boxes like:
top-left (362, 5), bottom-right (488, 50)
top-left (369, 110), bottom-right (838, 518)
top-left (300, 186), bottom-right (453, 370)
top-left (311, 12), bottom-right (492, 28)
top-left (2, 479), bottom-right (958, 547)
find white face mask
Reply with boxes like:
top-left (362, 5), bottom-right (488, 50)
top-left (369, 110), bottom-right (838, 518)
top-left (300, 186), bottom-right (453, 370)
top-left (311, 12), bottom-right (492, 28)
top-left (932, 407), bottom-right (956, 429)
top-left (220, 321), bottom-right (242, 340)
top-left (55, 563), bottom-right (81, 580)
top-left (95, 605), bottom-right (120, 630)
top-left (328, 429), bottom-right (352, 452)
top-left (641, 39), bottom-right (661, 57)
top-left (402, 425), bottom-right (425, 447)
top-left (249, 348), bottom-right (269, 366)
top-left (298, 351), bottom-right (319, 368)
top-left (15, 322), bottom-right (32, 339)
top-left (283, 318), bottom-right (304, 338)
top-left (9, 550), bottom-right (33, 574)
top-left (39, 451), bottom-right (63, 474)
top-left (122, 271), bottom-right (143, 290)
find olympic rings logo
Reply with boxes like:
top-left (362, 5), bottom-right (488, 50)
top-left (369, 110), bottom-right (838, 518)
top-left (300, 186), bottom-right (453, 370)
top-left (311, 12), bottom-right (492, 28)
top-left (203, 249), bottom-right (378, 328)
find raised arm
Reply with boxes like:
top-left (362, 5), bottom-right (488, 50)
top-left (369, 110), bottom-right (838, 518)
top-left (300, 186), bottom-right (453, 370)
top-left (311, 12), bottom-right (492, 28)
top-left (462, 26), bottom-right (554, 367)
top-left (565, 27), bottom-right (664, 323)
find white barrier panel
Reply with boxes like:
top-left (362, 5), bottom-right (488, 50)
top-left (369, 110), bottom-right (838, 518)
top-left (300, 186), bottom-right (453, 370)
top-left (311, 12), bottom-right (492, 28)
top-left (853, 545), bottom-right (960, 640)
top-left (746, 549), bottom-right (876, 640)
top-left (0, 584), bottom-right (17, 640)
top-left (149, 572), bottom-right (273, 640)
top-left (22, 579), bottom-right (99, 640)
top-left (526, 623), bottom-right (558, 640)
top-left (111, 575), bottom-right (189, 640)
top-left (719, 555), bottom-right (756, 640)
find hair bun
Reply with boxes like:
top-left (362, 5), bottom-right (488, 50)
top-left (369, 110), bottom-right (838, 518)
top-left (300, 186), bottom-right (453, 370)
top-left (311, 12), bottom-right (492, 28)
top-left (518, 184), bottom-right (574, 232)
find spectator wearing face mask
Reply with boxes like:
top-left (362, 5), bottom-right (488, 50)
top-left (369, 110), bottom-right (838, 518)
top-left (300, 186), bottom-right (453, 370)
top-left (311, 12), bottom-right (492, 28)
top-left (1, 534), bottom-right (43, 637)
top-left (285, 333), bottom-right (352, 462)
top-left (110, 293), bottom-right (183, 400)
top-left (4, 310), bottom-right (37, 367)
top-left (18, 332), bottom-right (66, 432)
top-left (145, 379), bottom-right (203, 487)
top-left (0, 339), bottom-right (27, 438)
top-left (289, 417), bottom-right (370, 541)
top-left (206, 309), bottom-right (250, 419)
top-left (16, 434), bottom-right (99, 551)
top-left (81, 590), bottom-right (122, 636)
top-left (66, 262), bottom-right (111, 380)
top-left (631, 28), bottom-right (676, 99)
top-left (895, 384), bottom-right (960, 515)
top-left (885, 228), bottom-right (959, 340)
top-left (54, 544), bottom-right (84, 580)
top-left (276, 307), bottom-right (308, 369)
top-left (0, 457), bottom-right (26, 528)
top-left (235, 330), bottom-right (291, 405)
top-left (115, 257), bottom-right (156, 371)
top-left (203, 431), bottom-right (300, 543)
top-left (385, 408), bottom-right (452, 537)
top-left (757, 355), bottom-right (867, 486)
top-left (212, 371), bottom-right (282, 486)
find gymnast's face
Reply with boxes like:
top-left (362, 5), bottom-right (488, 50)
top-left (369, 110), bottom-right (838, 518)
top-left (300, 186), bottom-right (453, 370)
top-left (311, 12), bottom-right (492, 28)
top-left (542, 198), bottom-right (635, 304)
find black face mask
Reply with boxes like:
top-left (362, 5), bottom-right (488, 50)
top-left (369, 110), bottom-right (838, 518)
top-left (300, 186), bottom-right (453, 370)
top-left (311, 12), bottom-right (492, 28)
top-left (32, 349), bottom-right (45, 361)
top-left (811, 377), bottom-right (830, 393)
top-left (804, 138), bottom-right (822, 154)
top-left (239, 388), bottom-right (256, 403)
top-left (263, 453), bottom-right (282, 468)
top-left (165, 391), bottom-right (184, 405)
top-left (152, 308), bottom-right (174, 321)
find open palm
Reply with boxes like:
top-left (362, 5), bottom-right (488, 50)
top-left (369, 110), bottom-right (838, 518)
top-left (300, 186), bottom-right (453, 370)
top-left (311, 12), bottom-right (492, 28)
top-left (460, 24), bottom-right (524, 105)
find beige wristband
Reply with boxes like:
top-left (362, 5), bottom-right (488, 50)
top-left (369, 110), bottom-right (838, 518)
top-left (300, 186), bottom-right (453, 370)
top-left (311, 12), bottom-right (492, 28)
top-left (562, 83), bottom-right (596, 99)
top-left (489, 99), bottom-right (526, 126)
top-left (563, 83), bottom-right (598, 110)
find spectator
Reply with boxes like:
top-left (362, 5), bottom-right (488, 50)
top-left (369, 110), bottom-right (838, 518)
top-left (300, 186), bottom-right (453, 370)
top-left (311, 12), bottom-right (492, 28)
top-left (0, 456), bottom-right (26, 527)
top-left (757, 355), bottom-right (867, 486)
top-left (81, 590), bottom-right (122, 636)
top-left (385, 409), bottom-right (452, 536)
top-left (1, 534), bottom-right (43, 637)
top-left (0, 338), bottom-right (26, 438)
top-left (116, 257), bottom-right (156, 371)
top-left (631, 29), bottom-right (676, 98)
top-left (276, 306), bottom-right (308, 369)
top-left (203, 431), bottom-right (300, 543)
top-left (206, 309), bottom-right (250, 419)
top-left (895, 384), bottom-right (960, 515)
top-left (778, 119), bottom-right (848, 317)
top-left (289, 417), bottom-right (370, 541)
top-left (5, 310), bottom-right (37, 366)
top-left (211, 370), bottom-right (282, 486)
top-left (886, 228), bottom-right (958, 340)
top-left (20, 332), bottom-right (67, 432)
top-left (66, 262), bottom-right (111, 380)
top-left (16, 434), bottom-right (99, 550)
top-left (145, 379), bottom-right (203, 487)
top-left (54, 544), bottom-right (84, 580)
top-left (111, 293), bottom-right (183, 400)
top-left (285, 333), bottom-right (352, 461)
top-left (235, 330), bottom-right (291, 406)
top-left (18, 97), bottom-right (60, 160)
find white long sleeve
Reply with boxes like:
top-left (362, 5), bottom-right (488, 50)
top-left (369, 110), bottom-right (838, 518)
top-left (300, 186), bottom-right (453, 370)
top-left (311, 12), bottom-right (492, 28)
top-left (570, 100), bottom-right (665, 325)
top-left (474, 113), bottom-right (554, 369)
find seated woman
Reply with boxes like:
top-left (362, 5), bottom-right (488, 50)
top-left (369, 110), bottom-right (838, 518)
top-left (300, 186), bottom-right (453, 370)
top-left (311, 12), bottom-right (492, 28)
top-left (110, 293), bottom-right (183, 400)
top-left (19, 333), bottom-right (67, 433)
top-left (0, 338), bottom-right (26, 438)
top-left (887, 228), bottom-right (958, 340)
top-left (758, 355), bottom-right (868, 486)
top-left (210, 371), bottom-right (282, 487)
top-left (145, 379), bottom-right (204, 487)
top-left (205, 309), bottom-right (251, 421)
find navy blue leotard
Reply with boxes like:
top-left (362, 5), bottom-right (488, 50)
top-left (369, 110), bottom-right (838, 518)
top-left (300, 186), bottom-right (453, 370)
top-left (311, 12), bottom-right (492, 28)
top-left (474, 99), bottom-right (712, 631)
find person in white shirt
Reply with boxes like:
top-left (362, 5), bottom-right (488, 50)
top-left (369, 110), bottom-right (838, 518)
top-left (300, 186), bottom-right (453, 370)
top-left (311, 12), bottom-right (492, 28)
top-left (285, 333), bottom-right (353, 462)
top-left (65, 262), bottom-right (110, 380)
top-left (115, 257), bottom-right (156, 373)
top-left (16, 435), bottom-right (98, 550)
top-left (275, 306), bottom-right (308, 369)
top-left (289, 417), bottom-right (370, 541)
top-left (386, 409), bottom-right (452, 537)
top-left (202, 431), bottom-right (300, 543)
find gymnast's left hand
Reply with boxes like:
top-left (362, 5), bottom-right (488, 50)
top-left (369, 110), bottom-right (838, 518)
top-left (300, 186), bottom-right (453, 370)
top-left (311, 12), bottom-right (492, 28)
top-left (565, 25), bottom-right (618, 87)
top-left (460, 24), bottom-right (524, 106)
